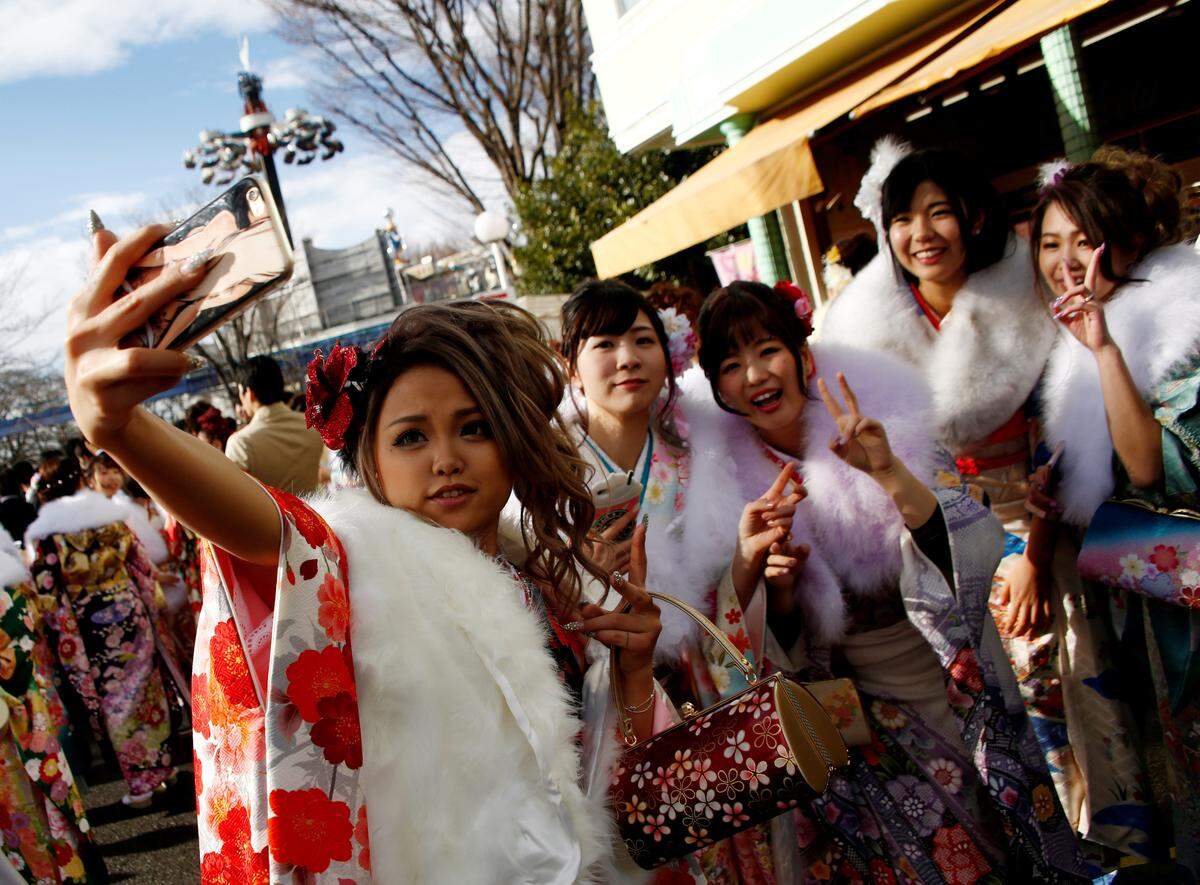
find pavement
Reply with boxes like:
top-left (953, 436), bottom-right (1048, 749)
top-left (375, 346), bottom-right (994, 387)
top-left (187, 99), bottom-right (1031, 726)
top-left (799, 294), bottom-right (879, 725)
top-left (79, 762), bottom-right (200, 884)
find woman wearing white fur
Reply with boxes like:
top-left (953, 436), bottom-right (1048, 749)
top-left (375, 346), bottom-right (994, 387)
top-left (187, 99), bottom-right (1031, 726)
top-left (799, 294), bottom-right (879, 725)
top-left (820, 141), bottom-right (1148, 861)
top-left (62, 219), bottom-right (689, 883)
top-left (1033, 147), bottom-right (1200, 872)
top-left (683, 281), bottom-right (1088, 881)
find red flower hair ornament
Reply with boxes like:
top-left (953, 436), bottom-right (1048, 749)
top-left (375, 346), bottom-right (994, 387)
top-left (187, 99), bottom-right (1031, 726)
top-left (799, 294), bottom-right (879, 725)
top-left (305, 344), bottom-right (369, 451)
top-left (774, 280), bottom-right (814, 331)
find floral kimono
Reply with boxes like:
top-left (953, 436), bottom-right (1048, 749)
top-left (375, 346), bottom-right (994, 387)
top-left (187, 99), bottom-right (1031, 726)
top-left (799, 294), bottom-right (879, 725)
top-left (680, 343), bottom-right (1090, 883)
top-left (162, 513), bottom-right (202, 663)
top-left (568, 416), bottom-right (778, 882)
top-left (25, 491), bottom-right (183, 799)
top-left (194, 484), bottom-right (688, 884)
top-left (820, 237), bottom-right (1148, 862)
top-left (1039, 243), bottom-right (1200, 874)
top-left (0, 533), bottom-right (98, 884)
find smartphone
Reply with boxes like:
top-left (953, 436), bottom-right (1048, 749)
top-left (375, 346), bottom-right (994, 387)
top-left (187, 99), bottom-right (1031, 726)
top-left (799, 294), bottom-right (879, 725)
top-left (119, 176), bottom-right (294, 351)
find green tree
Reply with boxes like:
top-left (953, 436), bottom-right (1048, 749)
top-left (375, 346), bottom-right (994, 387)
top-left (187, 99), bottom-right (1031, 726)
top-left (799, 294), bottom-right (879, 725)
top-left (513, 108), bottom-right (722, 294)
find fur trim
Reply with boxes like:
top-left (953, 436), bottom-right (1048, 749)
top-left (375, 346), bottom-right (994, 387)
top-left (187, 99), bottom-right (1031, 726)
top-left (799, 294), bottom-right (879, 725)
top-left (819, 237), bottom-right (1055, 450)
top-left (1037, 158), bottom-right (1071, 191)
top-left (853, 135), bottom-right (913, 240)
top-left (112, 491), bottom-right (169, 565)
top-left (308, 487), bottom-right (615, 882)
top-left (1040, 245), bottom-right (1200, 524)
top-left (679, 345), bottom-right (937, 645)
top-left (25, 489), bottom-right (137, 547)
top-left (0, 525), bottom-right (27, 588)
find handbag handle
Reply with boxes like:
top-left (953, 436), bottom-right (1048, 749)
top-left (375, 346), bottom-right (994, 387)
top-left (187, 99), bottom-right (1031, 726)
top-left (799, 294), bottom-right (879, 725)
top-left (610, 590), bottom-right (757, 746)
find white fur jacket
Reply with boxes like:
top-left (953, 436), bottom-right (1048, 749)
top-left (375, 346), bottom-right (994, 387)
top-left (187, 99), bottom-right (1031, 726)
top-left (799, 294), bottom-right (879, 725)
top-left (1040, 244), bottom-right (1200, 525)
top-left (820, 237), bottom-right (1055, 451)
top-left (679, 343), bottom-right (945, 645)
top-left (307, 488), bottom-right (644, 884)
top-left (24, 487), bottom-right (167, 563)
top-left (0, 526), bottom-right (27, 589)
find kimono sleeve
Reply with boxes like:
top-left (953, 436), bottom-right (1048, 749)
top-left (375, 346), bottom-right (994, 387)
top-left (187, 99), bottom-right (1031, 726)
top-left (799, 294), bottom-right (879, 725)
top-left (196, 488), bottom-right (369, 882)
top-left (1150, 363), bottom-right (1200, 503)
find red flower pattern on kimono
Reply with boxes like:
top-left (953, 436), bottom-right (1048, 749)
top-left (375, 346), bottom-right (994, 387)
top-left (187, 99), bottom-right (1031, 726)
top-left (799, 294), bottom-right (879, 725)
top-left (317, 574), bottom-right (349, 644)
top-left (285, 644), bottom-right (354, 723)
top-left (310, 692), bottom-right (363, 769)
top-left (267, 788), bottom-right (354, 873)
top-left (211, 619), bottom-right (259, 710)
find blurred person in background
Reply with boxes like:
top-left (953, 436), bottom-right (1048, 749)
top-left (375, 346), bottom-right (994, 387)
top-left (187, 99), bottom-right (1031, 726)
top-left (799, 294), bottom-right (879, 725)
top-left (224, 355), bottom-right (324, 494)
top-left (0, 462), bottom-right (36, 543)
top-left (24, 454), bottom-right (186, 809)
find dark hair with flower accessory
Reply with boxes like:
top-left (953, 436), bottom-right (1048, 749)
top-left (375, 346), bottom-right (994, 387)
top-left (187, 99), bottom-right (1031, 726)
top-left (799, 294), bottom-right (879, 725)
top-left (307, 300), bottom-right (607, 614)
top-left (304, 344), bottom-right (372, 451)
top-left (697, 280), bottom-right (814, 415)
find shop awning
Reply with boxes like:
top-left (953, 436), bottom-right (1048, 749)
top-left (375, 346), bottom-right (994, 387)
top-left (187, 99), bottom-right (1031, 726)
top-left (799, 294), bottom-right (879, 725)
top-left (591, 0), bottom-right (1109, 278)
top-left (853, 0), bottom-right (1112, 116)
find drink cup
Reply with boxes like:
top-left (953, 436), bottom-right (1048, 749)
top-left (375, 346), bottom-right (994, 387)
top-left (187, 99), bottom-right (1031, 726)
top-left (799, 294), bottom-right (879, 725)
top-left (590, 472), bottom-right (642, 542)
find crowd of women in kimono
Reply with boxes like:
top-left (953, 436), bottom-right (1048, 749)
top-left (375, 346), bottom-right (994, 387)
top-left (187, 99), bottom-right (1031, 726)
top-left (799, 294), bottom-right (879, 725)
top-left (52, 134), bottom-right (1200, 884)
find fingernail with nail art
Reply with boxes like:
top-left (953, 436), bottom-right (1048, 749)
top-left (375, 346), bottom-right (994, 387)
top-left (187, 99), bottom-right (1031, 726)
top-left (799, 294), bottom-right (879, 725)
top-left (184, 354), bottom-right (205, 371)
top-left (87, 210), bottom-right (104, 235)
top-left (641, 513), bottom-right (649, 528)
top-left (182, 248), bottom-right (215, 273)
top-left (563, 621), bottom-right (584, 632)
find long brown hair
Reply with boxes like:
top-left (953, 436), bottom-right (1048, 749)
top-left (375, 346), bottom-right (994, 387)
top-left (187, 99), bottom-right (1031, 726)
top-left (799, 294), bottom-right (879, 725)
top-left (352, 301), bottom-right (605, 612)
top-left (1031, 146), bottom-right (1185, 300)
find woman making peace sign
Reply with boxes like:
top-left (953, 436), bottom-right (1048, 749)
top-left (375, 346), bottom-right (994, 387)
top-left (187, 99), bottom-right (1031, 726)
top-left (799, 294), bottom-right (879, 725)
top-left (678, 280), bottom-right (1088, 882)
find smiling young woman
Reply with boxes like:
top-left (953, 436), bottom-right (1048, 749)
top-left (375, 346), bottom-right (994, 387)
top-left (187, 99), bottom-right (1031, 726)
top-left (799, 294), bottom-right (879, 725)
top-left (1033, 147), bottom-right (1200, 874)
top-left (819, 141), bottom-right (1154, 864)
top-left (679, 279), bottom-right (1089, 882)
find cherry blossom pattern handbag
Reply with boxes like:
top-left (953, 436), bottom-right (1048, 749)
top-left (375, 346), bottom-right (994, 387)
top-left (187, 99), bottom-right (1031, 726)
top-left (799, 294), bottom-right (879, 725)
top-left (608, 592), bottom-right (850, 869)
top-left (1077, 498), bottom-right (1200, 609)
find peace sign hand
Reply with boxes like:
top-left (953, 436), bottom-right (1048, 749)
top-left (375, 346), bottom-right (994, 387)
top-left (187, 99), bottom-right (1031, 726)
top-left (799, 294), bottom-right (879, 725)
top-left (1051, 245), bottom-right (1114, 353)
top-left (572, 522), bottom-right (662, 676)
top-left (818, 373), bottom-right (896, 477)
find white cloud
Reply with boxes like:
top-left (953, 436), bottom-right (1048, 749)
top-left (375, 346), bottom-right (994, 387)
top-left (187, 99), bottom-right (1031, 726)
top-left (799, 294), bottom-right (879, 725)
top-left (0, 132), bottom-right (512, 363)
top-left (0, 0), bottom-right (275, 84)
top-left (259, 52), bottom-right (318, 92)
top-left (0, 234), bottom-right (89, 364)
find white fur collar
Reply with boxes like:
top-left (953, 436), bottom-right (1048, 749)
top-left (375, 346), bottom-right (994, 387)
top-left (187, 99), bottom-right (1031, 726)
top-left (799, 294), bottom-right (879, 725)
top-left (25, 489), bottom-right (136, 547)
top-left (1040, 245), bottom-right (1200, 524)
top-left (680, 344), bottom-right (936, 644)
top-left (820, 238), bottom-right (1055, 450)
top-left (0, 526), bottom-right (27, 588)
top-left (307, 487), bottom-right (615, 883)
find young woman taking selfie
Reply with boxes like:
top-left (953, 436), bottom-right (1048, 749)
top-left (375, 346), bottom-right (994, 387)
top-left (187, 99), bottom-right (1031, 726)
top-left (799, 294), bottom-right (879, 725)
top-left (63, 221), bottom-right (687, 883)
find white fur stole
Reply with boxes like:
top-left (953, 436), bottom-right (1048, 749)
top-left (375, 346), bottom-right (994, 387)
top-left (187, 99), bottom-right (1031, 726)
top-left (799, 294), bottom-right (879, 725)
top-left (0, 526), bottom-right (27, 588)
top-left (24, 486), bottom-right (157, 554)
top-left (680, 343), bottom-right (937, 645)
top-left (1040, 245), bottom-right (1200, 525)
top-left (307, 487), bottom-right (616, 883)
top-left (820, 237), bottom-right (1055, 451)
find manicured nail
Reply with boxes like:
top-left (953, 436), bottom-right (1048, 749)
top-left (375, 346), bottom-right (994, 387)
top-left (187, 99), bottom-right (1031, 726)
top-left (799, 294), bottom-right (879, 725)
top-left (563, 621), bottom-right (583, 632)
top-left (184, 354), bottom-right (205, 371)
top-left (182, 247), bottom-right (215, 273)
top-left (87, 210), bottom-right (104, 235)
top-left (1097, 242), bottom-right (1106, 257)
top-left (611, 570), bottom-right (625, 588)
top-left (641, 513), bottom-right (649, 528)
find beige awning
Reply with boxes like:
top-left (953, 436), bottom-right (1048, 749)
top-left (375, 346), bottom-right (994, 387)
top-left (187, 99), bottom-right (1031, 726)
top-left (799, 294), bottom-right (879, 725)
top-left (591, 0), bottom-right (1109, 278)
top-left (853, 0), bottom-right (1112, 116)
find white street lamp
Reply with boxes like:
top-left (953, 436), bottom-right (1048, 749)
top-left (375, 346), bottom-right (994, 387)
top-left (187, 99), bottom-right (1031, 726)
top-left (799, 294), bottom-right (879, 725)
top-left (474, 210), bottom-right (511, 293)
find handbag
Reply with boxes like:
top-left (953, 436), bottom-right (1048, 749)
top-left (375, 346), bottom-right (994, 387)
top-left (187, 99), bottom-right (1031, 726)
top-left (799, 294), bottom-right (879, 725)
top-left (1077, 498), bottom-right (1200, 609)
top-left (608, 592), bottom-right (850, 869)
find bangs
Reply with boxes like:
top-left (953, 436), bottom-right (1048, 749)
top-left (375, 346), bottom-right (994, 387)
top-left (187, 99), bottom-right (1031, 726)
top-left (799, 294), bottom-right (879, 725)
top-left (569, 296), bottom-right (642, 342)
top-left (698, 289), bottom-right (791, 366)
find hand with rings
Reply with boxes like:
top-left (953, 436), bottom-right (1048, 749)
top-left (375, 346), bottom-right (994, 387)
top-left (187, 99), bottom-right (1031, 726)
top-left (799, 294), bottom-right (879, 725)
top-left (1051, 245), bottom-right (1115, 354)
top-left (568, 520), bottom-right (661, 676)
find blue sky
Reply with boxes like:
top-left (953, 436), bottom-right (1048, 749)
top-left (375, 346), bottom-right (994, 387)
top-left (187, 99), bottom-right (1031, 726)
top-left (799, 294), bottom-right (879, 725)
top-left (0, 0), bottom-right (503, 361)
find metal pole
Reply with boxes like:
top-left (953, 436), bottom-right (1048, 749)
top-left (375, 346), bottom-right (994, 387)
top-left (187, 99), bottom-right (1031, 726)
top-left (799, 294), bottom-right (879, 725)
top-left (260, 151), bottom-right (293, 249)
top-left (490, 241), bottom-right (512, 293)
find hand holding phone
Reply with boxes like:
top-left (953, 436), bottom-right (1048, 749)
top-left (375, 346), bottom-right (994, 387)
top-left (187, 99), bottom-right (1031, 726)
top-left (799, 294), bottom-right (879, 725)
top-left (119, 176), bottom-right (293, 351)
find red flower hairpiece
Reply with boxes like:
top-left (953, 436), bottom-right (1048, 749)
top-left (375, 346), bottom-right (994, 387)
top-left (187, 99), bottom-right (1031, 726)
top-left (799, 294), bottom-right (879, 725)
top-left (774, 280), bottom-right (814, 329)
top-left (305, 344), bottom-right (367, 451)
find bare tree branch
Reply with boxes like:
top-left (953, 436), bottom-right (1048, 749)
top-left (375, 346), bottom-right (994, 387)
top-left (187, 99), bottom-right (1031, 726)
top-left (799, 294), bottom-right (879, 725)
top-left (272, 0), bottom-right (596, 212)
